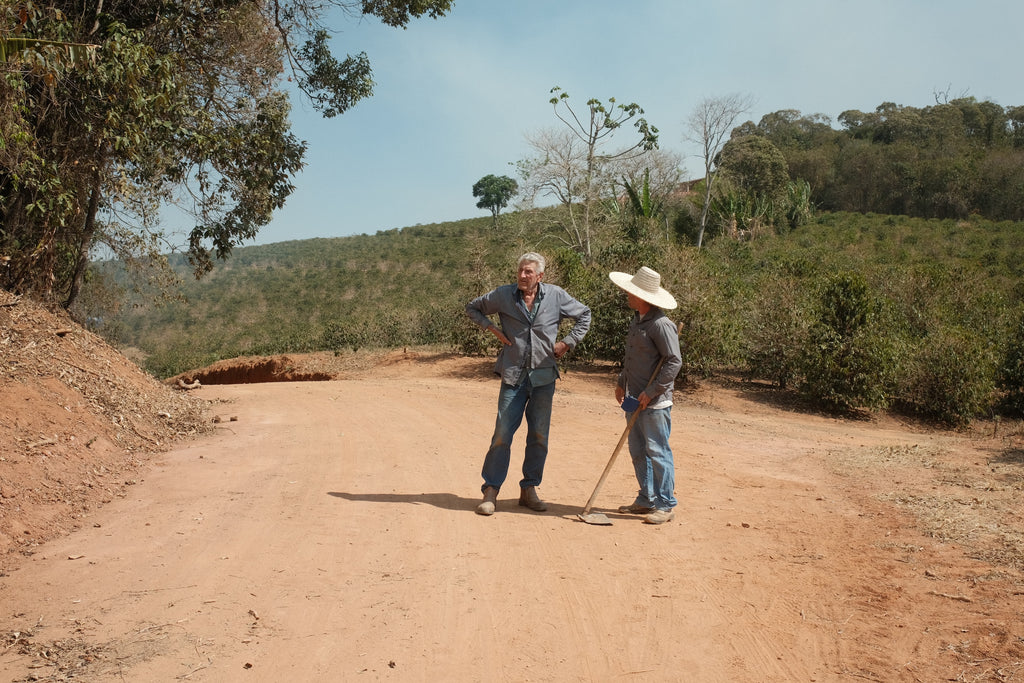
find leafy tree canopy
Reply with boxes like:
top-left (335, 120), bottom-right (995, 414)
top-left (739, 98), bottom-right (1024, 223)
top-left (0, 0), bottom-right (452, 308)
top-left (472, 174), bottom-right (518, 226)
top-left (718, 135), bottom-right (790, 204)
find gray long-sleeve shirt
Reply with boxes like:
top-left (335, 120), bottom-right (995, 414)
top-left (466, 282), bottom-right (591, 386)
top-left (618, 308), bottom-right (682, 407)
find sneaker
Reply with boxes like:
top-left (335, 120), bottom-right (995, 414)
top-left (617, 504), bottom-right (655, 514)
top-left (643, 509), bottom-right (675, 525)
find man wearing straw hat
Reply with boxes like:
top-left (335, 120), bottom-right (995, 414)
top-left (609, 266), bottom-right (683, 524)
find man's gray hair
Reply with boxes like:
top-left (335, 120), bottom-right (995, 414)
top-left (518, 252), bottom-right (545, 274)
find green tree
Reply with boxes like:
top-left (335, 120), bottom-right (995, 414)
top-left (976, 150), bottom-right (1024, 220)
top-left (713, 135), bottom-right (790, 239)
top-left (472, 174), bottom-right (518, 227)
top-left (1007, 105), bottom-right (1024, 148)
top-left (747, 110), bottom-right (839, 203)
top-left (813, 99), bottom-right (1024, 220)
top-left (0, 0), bottom-right (452, 309)
top-left (718, 135), bottom-right (790, 204)
top-left (1, 7), bottom-right (198, 304)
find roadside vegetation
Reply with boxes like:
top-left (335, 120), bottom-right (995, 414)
top-left (92, 207), bottom-right (1024, 428)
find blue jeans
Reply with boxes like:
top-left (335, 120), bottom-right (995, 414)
top-left (625, 407), bottom-right (677, 510)
top-left (480, 375), bottom-right (555, 492)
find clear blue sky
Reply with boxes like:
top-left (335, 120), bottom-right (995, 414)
top-left (244, 0), bottom-right (1022, 245)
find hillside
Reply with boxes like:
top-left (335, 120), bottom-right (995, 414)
top-left (0, 289), bottom-right (211, 561)
top-left (98, 215), bottom-right (511, 377)
top-left (90, 209), bottom-right (1024, 430)
top-left (102, 211), bottom-right (1024, 381)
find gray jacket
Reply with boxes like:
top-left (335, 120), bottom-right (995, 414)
top-left (618, 308), bottom-right (682, 406)
top-left (466, 283), bottom-right (591, 385)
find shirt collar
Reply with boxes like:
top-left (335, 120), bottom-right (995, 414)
top-left (637, 306), bottom-right (661, 322)
top-left (516, 282), bottom-right (544, 302)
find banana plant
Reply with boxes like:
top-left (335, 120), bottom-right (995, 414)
top-left (785, 179), bottom-right (814, 230)
top-left (621, 168), bottom-right (660, 219)
top-left (614, 168), bottom-right (662, 245)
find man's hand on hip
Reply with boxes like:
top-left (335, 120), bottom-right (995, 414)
top-left (490, 327), bottom-right (512, 346)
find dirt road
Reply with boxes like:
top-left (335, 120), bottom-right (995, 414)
top-left (1, 353), bottom-right (1022, 682)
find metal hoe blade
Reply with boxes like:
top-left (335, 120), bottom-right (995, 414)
top-left (577, 511), bottom-right (612, 525)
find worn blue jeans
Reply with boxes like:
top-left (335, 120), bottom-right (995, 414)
top-left (625, 406), bottom-right (677, 510)
top-left (480, 375), bottom-right (555, 492)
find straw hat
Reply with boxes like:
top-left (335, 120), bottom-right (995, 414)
top-left (609, 266), bottom-right (677, 310)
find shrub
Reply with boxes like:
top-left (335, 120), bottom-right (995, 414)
top-left (456, 313), bottom-right (497, 357)
top-left (549, 249), bottom-right (626, 363)
top-left (573, 280), bottom-right (632, 363)
top-left (784, 179), bottom-right (814, 231)
top-left (143, 343), bottom-right (219, 379)
top-left (415, 302), bottom-right (463, 349)
top-left (668, 245), bottom-right (751, 377)
top-left (898, 329), bottom-right (997, 426)
top-left (320, 319), bottom-right (372, 353)
top-left (374, 308), bottom-right (408, 348)
top-left (998, 310), bottom-right (1024, 416)
top-left (798, 272), bottom-right (895, 411)
top-left (745, 277), bottom-right (809, 388)
top-left (675, 287), bottom-right (748, 378)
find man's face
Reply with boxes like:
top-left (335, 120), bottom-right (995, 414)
top-left (517, 261), bottom-right (543, 293)
top-left (627, 292), bottom-right (647, 312)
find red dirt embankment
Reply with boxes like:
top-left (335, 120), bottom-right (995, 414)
top-left (171, 355), bottom-right (333, 385)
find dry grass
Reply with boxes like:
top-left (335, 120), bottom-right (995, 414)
top-left (827, 435), bottom-right (1024, 577)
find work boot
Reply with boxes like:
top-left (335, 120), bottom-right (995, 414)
top-left (518, 486), bottom-right (548, 512)
top-left (617, 503), bottom-right (655, 515)
top-left (476, 486), bottom-right (498, 516)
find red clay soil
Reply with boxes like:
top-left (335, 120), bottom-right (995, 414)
top-left (172, 355), bottom-right (334, 385)
top-left (0, 289), bottom-right (210, 559)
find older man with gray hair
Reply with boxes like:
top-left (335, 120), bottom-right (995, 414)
top-left (466, 252), bottom-right (591, 516)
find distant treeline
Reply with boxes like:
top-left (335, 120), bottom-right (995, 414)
top-left (738, 99), bottom-right (1024, 221)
